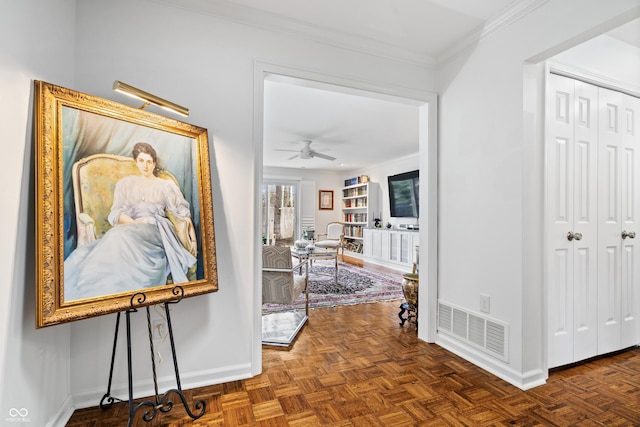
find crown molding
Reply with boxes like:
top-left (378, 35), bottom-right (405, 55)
top-left (151, 0), bottom-right (546, 70)
top-left (549, 61), bottom-right (640, 98)
top-left (150, 0), bottom-right (436, 68)
top-left (437, 0), bottom-right (549, 65)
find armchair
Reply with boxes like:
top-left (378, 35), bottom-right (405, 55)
top-left (315, 222), bottom-right (345, 256)
top-left (71, 153), bottom-right (197, 280)
top-left (262, 245), bottom-right (309, 347)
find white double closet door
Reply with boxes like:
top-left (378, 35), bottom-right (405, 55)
top-left (547, 73), bottom-right (640, 369)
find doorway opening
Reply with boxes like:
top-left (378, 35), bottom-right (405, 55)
top-left (522, 15), bottom-right (640, 384)
top-left (252, 62), bottom-right (438, 372)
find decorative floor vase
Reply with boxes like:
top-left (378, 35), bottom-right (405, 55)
top-left (402, 273), bottom-right (419, 307)
top-left (399, 273), bottom-right (419, 328)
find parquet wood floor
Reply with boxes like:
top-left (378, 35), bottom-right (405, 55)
top-left (67, 258), bottom-right (640, 426)
top-left (67, 300), bottom-right (640, 426)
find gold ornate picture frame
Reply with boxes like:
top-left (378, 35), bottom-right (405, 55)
top-left (34, 81), bottom-right (218, 327)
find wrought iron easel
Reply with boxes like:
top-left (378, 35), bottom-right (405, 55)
top-left (100, 286), bottom-right (205, 426)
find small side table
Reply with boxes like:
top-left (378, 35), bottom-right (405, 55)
top-left (399, 273), bottom-right (419, 329)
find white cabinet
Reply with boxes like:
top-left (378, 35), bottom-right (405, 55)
top-left (363, 228), bottom-right (419, 272)
top-left (342, 182), bottom-right (378, 254)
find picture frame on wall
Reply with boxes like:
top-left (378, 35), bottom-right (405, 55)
top-left (319, 190), bottom-right (334, 210)
top-left (34, 80), bottom-right (218, 328)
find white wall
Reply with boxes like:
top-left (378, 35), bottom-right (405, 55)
top-left (0, 1), bottom-right (77, 425)
top-left (66, 0), bottom-right (436, 410)
top-left (436, 0), bottom-right (640, 388)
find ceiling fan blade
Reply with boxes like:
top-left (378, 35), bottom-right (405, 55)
top-left (288, 153), bottom-right (300, 160)
top-left (312, 152), bottom-right (336, 161)
top-left (275, 149), bottom-right (299, 153)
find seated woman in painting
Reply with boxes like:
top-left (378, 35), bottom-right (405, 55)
top-left (64, 142), bottom-right (197, 301)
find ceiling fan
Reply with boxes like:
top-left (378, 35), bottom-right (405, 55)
top-left (276, 139), bottom-right (336, 161)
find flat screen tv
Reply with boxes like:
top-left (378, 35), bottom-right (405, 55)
top-left (388, 170), bottom-right (419, 218)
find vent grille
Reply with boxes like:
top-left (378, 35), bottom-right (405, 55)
top-left (437, 301), bottom-right (509, 362)
top-left (486, 321), bottom-right (506, 355)
top-left (438, 302), bottom-right (451, 331)
top-left (468, 314), bottom-right (485, 347)
top-left (453, 308), bottom-right (468, 337)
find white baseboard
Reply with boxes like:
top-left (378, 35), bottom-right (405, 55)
top-left (71, 362), bottom-right (253, 410)
top-left (361, 256), bottom-right (413, 273)
top-left (46, 395), bottom-right (75, 427)
top-left (342, 250), bottom-right (363, 259)
top-left (436, 333), bottom-right (547, 390)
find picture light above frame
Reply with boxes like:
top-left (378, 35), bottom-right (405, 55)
top-left (113, 80), bottom-right (189, 117)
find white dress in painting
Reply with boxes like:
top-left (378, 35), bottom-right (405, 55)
top-left (64, 175), bottom-right (197, 301)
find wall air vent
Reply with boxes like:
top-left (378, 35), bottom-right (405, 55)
top-left (437, 301), bottom-right (509, 362)
top-left (453, 308), bottom-right (468, 337)
top-left (438, 302), bottom-right (452, 331)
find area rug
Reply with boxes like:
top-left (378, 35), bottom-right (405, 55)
top-left (263, 261), bottom-right (405, 313)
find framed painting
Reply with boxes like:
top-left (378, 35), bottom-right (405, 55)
top-left (34, 80), bottom-right (218, 327)
top-left (319, 190), bottom-right (334, 210)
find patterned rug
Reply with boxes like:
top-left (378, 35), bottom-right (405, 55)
top-left (263, 261), bottom-right (404, 313)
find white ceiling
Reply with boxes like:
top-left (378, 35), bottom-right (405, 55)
top-left (159, 0), bottom-right (640, 172)
top-left (217, 0), bottom-right (520, 62)
top-left (263, 76), bottom-right (422, 172)
top-left (607, 18), bottom-right (640, 48)
top-left (251, 0), bottom-right (522, 172)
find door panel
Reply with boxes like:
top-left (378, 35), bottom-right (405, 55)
top-left (548, 74), bottom-right (576, 367)
top-left (548, 74), bottom-right (598, 367)
top-left (572, 80), bottom-right (599, 361)
top-left (621, 94), bottom-right (640, 348)
top-left (598, 88), bottom-right (623, 354)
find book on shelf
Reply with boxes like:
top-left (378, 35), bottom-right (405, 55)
top-left (343, 175), bottom-right (370, 187)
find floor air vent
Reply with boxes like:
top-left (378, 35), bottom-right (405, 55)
top-left (438, 301), bottom-right (509, 362)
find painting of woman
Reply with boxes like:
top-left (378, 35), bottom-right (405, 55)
top-left (64, 142), bottom-right (198, 301)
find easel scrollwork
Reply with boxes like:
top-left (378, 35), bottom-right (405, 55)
top-left (100, 286), bottom-right (206, 426)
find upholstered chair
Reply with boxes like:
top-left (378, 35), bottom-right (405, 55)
top-left (262, 245), bottom-right (309, 347)
top-left (315, 222), bottom-right (345, 256)
top-left (71, 153), bottom-right (197, 280)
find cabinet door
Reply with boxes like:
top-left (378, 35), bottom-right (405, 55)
top-left (389, 232), bottom-right (400, 263)
top-left (363, 228), bottom-right (373, 258)
top-left (378, 230), bottom-right (389, 261)
top-left (400, 233), bottom-right (410, 264)
top-left (365, 229), bottom-right (388, 261)
top-left (388, 231), bottom-right (411, 266)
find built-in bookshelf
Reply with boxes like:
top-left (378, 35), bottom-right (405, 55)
top-left (341, 179), bottom-right (378, 254)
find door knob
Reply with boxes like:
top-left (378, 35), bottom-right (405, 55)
top-left (622, 230), bottom-right (636, 239)
top-left (567, 231), bottom-right (583, 241)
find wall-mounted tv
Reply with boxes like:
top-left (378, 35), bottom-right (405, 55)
top-left (388, 170), bottom-right (419, 218)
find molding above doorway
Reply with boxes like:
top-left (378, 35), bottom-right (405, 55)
top-left (549, 61), bottom-right (640, 98)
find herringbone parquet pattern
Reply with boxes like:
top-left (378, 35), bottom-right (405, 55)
top-left (67, 299), bottom-right (640, 426)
